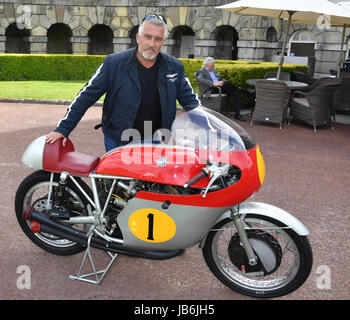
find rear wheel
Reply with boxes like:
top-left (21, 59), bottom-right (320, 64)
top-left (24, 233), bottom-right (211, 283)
top-left (15, 170), bottom-right (92, 255)
top-left (202, 214), bottom-right (313, 298)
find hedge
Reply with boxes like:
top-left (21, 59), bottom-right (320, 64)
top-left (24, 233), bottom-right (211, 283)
top-left (0, 54), bottom-right (105, 81)
top-left (0, 54), bottom-right (307, 90)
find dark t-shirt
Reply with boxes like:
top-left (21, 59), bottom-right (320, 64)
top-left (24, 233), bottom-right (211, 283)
top-left (133, 58), bottom-right (162, 140)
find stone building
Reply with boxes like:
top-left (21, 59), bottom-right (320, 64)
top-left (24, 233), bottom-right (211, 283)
top-left (0, 0), bottom-right (350, 76)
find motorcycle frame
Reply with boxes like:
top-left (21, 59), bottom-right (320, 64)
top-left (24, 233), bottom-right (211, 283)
top-left (48, 169), bottom-right (230, 251)
top-left (47, 171), bottom-right (131, 245)
top-left (47, 170), bottom-right (237, 248)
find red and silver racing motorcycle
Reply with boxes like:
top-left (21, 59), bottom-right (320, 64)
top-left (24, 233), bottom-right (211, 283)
top-left (15, 106), bottom-right (312, 298)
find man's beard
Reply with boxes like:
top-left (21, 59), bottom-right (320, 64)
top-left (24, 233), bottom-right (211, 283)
top-left (140, 47), bottom-right (157, 61)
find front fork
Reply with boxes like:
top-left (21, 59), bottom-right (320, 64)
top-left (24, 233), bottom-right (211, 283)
top-left (230, 207), bottom-right (257, 266)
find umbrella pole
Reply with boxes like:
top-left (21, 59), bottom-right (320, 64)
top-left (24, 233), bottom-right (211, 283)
top-left (337, 24), bottom-right (347, 78)
top-left (277, 11), bottom-right (294, 80)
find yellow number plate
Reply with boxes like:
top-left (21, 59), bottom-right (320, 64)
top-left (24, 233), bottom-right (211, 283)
top-left (128, 208), bottom-right (176, 243)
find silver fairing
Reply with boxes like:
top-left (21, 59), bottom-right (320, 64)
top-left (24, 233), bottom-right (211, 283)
top-left (117, 197), bottom-right (227, 250)
top-left (22, 135), bottom-right (45, 170)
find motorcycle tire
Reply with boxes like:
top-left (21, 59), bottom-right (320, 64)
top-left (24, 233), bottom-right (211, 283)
top-left (15, 170), bottom-right (93, 256)
top-left (202, 214), bottom-right (313, 298)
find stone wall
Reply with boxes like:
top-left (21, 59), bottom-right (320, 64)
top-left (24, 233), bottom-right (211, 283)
top-left (1, 0), bottom-right (350, 76)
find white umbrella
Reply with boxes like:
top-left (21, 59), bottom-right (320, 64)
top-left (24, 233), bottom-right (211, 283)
top-left (217, 0), bottom-right (350, 79)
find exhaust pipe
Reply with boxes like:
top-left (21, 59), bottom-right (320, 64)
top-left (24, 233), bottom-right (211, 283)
top-left (23, 208), bottom-right (182, 260)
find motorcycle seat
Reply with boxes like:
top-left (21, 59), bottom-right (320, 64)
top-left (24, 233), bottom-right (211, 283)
top-left (43, 138), bottom-right (100, 176)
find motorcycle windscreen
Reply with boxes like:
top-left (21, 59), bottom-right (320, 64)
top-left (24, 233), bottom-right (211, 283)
top-left (171, 106), bottom-right (255, 149)
top-left (166, 106), bottom-right (256, 163)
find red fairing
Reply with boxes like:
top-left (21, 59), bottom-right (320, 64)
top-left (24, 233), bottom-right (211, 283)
top-left (96, 144), bottom-right (261, 207)
top-left (96, 145), bottom-right (211, 188)
top-left (42, 139), bottom-right (100, 176)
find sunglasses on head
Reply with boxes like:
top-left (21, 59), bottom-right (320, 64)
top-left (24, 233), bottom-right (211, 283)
top-left (142, 14), bottom-right (167, 25)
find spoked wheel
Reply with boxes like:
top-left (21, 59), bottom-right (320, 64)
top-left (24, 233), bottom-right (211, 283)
top-left (15, 170), bottom-right (92, 255)
top-left (202, 214), bottom-right (313, 298)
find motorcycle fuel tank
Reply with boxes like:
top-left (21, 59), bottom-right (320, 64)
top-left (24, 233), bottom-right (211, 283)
top-left (95, 145), bottom-right (211, 188)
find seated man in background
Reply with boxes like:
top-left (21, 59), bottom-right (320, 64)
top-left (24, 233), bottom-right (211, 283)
top-left (196, 57), bottom-right (254, 121)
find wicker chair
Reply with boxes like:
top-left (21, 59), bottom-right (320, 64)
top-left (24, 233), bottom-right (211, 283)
top-left (250, 80), bottom-right (290, 129)
top-left (333, 78), bottom-right (350, 114)
top-left (293, 70), bottom-right (316, 85)
top-left (291, 83), bottom-right (340, 132)
top-left (294, 77), bottom-right (341, 121)
top-left (264, 71), bottom-right (290, 81)
top-left (194, 72), bottom-right (230, 113)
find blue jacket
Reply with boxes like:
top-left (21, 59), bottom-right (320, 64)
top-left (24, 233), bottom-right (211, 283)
top-left (55, 48), bottom-right (200, 145)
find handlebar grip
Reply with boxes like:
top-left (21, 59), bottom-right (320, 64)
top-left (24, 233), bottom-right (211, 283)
top-left (184, 168), bottom-right (209, 188)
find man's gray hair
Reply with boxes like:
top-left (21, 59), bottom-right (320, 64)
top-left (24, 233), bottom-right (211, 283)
top-left (203, 57), bottom-right (216, 66)
top-left (138, 17), bottom-right (168, 39)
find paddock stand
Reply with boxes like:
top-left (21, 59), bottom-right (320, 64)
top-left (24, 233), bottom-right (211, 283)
top-left (67, 226), bottom-right (184, 284)
top-left (69, 231), bottom-right (118, 285)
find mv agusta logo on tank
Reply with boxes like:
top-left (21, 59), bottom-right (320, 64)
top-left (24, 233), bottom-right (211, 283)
top-left (16, 106), bottom-right (312, 298)
top-left (155, 156), bottom-right (167, 167)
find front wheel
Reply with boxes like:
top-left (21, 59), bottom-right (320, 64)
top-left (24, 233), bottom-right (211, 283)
top-left (202, 214), bottom-right (313, 298)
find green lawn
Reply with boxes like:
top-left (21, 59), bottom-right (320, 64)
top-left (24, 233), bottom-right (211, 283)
top-left (0, 80), bottom-right (105, 101)
top-left (0, 80), bottom-right (199, 104)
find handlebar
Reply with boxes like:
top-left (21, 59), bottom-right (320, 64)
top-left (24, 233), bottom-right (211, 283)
top-left (184, 168), bottom-right (209, 188)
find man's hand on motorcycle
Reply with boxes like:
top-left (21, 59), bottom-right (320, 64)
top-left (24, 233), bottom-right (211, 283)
top-left (45, 132), bottom-right (67, 147)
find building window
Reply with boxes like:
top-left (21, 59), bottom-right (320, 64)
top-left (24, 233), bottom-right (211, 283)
top-left (169, 26), bottom-right (195, 58)
top-left (212, 25), bottom-right (239, 60)
top-left (47, 23), bottom-right (72, 54)
top-left (289, 30), bottom-right (316, 57)
top-left (5, 23), bottom-right (30, 53)
top-left (266, 27), bottom-right (277, 42)
top-left (88, 25), bottom-right (114, 55)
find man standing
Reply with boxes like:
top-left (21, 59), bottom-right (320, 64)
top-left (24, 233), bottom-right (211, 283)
top-left (46, 14), bottom-right (200, 151)
top-left (196, 57), bottom-right (254, 121)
